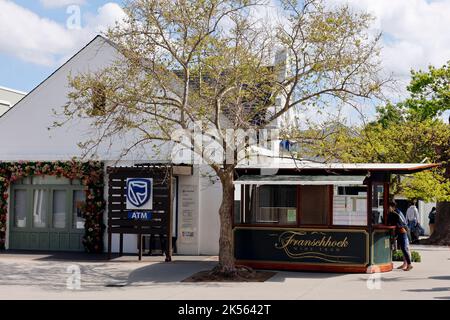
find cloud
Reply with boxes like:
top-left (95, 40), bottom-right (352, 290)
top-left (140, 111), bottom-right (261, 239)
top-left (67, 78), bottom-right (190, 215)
top-left (0, 0), bottom-right (125, 66)
top-left (0, 0), bottom-right (75, 65)
top-left (84, 2), bottom-right (127, 34)
top-left (40, 0), bottom-right (86, 8)
top-left (332, 0), bottom-right (450, 85)
top-left (2, 0), bottom-right (449, 90)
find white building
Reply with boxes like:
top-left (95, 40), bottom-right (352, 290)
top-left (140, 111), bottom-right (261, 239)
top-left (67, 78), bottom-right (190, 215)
top-left (0, 36), bottom-right (287, 256)
top-left (0, 86), bottom-right (26, 116)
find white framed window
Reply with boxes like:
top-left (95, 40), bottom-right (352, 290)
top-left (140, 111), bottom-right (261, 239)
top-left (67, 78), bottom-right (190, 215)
top-left (333, 185), bottom-right (368, 226)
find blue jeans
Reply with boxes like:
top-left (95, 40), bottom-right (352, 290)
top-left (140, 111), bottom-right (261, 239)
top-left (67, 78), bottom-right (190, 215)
top-left (397, 233), bottom-right (411, 265)
top-left (408, 220), bottom-right (418, 242)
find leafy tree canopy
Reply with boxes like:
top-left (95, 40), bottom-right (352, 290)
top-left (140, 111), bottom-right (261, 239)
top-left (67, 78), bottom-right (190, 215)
top-left (305, 62), bottom-right (450, 201)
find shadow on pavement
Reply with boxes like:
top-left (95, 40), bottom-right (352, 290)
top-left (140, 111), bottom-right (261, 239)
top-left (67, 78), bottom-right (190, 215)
top-left (0, 259), bottom-right (222, 291)
top-left (404, 287), bottom-right (450, 292)
top-left (124, 261), bottom-right (218, 285)
top-left (117, 263), bottom-right (347, 287)
top-left (0, 251), bottom-right (374, 287)
top-left (429, 276), bottom-right (450, 280)
top-left (0, 252), bottom-right (221, 291)
top-left (1, 250), bottom-right (109, 262)
top-left (1, 250), bottom-right (213, 263)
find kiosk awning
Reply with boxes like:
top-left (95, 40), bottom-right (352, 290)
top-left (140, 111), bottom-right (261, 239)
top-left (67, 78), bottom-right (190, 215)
top-left (236, 161), bottom-right (439, 174)
top-left (234, 175), bottom-right (367, 185)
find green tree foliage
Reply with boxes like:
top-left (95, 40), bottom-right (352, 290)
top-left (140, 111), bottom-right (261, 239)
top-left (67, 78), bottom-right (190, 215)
top-left (401, 170), bottom-right (450, 202)
top-left (308, 63), bottom-right (450, 202)
top-left (402, 62), bottom-right (450, 121)
top-left (309, 119), bottom-right (450, 201)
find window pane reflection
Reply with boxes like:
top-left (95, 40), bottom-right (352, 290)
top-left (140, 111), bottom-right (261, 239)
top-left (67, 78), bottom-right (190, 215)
top-left (53, 190), bottom-right (66, 229)
top-left (73, 190), bottom-right (86, 229)
top-left (372, 184), bottom-right (384, 224)
top-left (14, 190), bottom-right (27, 228)
top-left (33, 189), bottom-right (48, 228)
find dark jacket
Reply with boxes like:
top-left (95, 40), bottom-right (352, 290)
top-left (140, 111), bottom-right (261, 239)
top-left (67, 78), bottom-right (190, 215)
top-left (387, 209), bottom-right (408, 235)
top-left (428, 209), bottom-right (436, 224)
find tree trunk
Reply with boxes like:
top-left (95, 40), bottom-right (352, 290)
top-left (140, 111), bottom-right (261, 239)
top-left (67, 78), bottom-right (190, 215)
top-left (427, 201), bottom-right (450, 245)
top-left (427, 153), bottom-right (450, 245)
top-left (215, 170), bottom-right (236, 276)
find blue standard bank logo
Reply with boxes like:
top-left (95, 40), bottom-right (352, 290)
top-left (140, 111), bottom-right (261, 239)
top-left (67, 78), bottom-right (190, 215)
top-left (126, 178), bottom-right (153, 210)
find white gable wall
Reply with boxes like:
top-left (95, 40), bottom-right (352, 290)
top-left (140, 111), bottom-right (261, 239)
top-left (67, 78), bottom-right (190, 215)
top-left (0, 36), bottom-right (171, 162)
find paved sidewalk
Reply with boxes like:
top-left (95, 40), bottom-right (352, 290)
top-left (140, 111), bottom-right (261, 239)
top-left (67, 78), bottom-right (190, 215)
top-left (0, 245), bottom-right (449, 300)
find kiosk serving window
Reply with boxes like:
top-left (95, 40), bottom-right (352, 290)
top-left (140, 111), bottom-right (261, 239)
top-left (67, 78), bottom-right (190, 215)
top-left (258, 185), bottom-right (297, 224)
top-left (239, 185), bottom-right (331, 226)
top-left (243, 185), bottom-right (297, 225)
top-left (371, 183), bottom-right (385, 224)
top-left (333, 185), bottom-right (368, 226)
top-left (235, 176), bottom-right (371, 227)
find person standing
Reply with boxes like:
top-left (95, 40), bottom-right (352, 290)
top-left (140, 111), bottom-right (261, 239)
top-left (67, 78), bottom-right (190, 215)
top-left (387, 201), bottom-right (413, 271)
top-left (406, 201), bottom-right (420, 242)
top-left (428, 207), bottom-right (436, 235)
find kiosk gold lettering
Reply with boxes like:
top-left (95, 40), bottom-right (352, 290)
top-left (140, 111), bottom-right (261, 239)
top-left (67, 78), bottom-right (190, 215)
top-left (276, 231), bottom-right (350, 249)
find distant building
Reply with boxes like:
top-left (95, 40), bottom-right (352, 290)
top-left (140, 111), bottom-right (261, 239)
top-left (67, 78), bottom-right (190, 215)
top-left (0, 86), bottom-right (26, 116)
